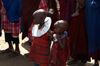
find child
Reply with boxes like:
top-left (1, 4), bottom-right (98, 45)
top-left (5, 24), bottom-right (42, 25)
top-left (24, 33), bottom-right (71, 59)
top-left (50, 20), bottom-right (70, 66)
top-left (29, 9), bottom-right (52, 66)
top-left (71, 0), bottom-right (86, 17)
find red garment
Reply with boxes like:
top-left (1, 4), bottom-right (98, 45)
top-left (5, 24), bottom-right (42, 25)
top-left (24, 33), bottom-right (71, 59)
top-left (28, 0), bottom-right (49, 42)
top-left (59, 0), bottom-right (74, 22)
top-left (68, 8), bottom-right (88, 59)
top-left (29, 31), bottom-right (50, 66)
top-left (50, 37), bottom-right (70, 66)
top-left (0, 0), bottom-right (1, 14)
top-left (22, 0), bottom-right (40, 39)
top-left (50, 0), bottom-right (59, 31)
top-left (1, 3), bottom-right (20, 37)
top-left (59, 0), bottom-right (68, 20)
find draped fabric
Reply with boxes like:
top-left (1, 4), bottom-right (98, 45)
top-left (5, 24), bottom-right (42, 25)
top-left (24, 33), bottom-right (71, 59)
top-left (29, 32), bottom-right (49, 66)
top-left (59, 0), bottom-right (74, 22)
top-left (85, 0), bottom-right (100, 59)
top-left (68, 7), bottom-right (88, 60)
top-left (59, 0), bottom-right (68, 20)
top-left (0, 0), bottom-right (1, 10)
top-left (1, 3), bottom-right (21, 37)
top-left (2, 0), bottom-right (22, 23)
top-left (66, 0), bottom-right (74, 22)
top-left (50, 37), bottom-right (70, 66)
top-left (50, 0), bottom-right (58, 31)
top-left (22, 0), bottom-right (40, 39)
top-left (0, 0), bottom-right (1, 36)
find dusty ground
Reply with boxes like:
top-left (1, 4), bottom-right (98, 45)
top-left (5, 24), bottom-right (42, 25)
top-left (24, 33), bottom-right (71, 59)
top-left (0, 30), bottom-right (99, 66)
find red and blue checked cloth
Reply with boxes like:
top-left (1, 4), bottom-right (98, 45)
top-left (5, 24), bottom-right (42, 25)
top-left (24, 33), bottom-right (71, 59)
top-left (28, 0), bottom-right (49, 42)
top-left (1, 3), bottom-right (20, 38)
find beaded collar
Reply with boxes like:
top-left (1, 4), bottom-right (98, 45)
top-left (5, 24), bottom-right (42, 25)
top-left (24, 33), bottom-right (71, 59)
top-left (32, 17), bottom-right (52, 37)
top-left (54, 31), bottom-right (67, 42)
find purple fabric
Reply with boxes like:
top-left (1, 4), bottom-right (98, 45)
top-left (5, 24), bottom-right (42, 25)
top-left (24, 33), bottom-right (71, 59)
top-left (66, 0), bottom-right (74, 22)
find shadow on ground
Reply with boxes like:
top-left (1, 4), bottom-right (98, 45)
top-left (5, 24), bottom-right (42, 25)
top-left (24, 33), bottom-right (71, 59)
top-left (0, 53), bottom-right (33, 66)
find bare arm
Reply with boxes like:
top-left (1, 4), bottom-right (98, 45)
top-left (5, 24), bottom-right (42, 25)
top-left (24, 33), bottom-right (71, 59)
top-left (57, 35), bottom-right (67, 49)
top-left (46, 36), bottom-right (52, 55)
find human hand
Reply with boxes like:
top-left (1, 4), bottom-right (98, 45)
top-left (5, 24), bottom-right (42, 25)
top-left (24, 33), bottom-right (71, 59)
top-left (47, 8), bottom-right (54, 17)
top-left (56, 34), bottom-right (60, 40)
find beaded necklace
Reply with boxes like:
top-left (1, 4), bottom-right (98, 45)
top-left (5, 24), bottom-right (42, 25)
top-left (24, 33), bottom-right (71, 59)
top-left (38, 24), bottom-right (46, 31)
top-left (54, 31), bottom-right (67, 42)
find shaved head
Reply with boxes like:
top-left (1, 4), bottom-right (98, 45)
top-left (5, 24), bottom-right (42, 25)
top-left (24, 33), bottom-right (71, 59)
top-left (33, 9), bottom-right (47, 17)
top-left (32, 9), bottom-right (47, 24)
top-left (54, 20), bottom-right (69, 31)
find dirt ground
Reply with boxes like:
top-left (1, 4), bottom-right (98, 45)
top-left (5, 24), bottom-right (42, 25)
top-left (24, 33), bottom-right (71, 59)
top-left (0, 30), bottom-right (99, 66)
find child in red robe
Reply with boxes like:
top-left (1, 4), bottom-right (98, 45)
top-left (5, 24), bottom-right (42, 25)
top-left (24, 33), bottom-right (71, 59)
top-left (50, 20), bottom-right (70, 66)
top-left (29, 9), bottom-right (52, 66)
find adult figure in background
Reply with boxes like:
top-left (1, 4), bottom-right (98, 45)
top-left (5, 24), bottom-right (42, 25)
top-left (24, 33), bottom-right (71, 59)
top-left (1, 0), bottom-right (22, 58)
top-left (68, 0), bottom-right (89, 65)
top-left (85, 0), bottom-right (100, 66)
top-left (59, 0), bottom-right (74, 22)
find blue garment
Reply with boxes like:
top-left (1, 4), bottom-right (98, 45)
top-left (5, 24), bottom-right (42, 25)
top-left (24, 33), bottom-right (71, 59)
top-left (20, 17), bottom-right (23, 33)
top-left (2, 0), bottom-right (22, 23)
top-left (85, 0), bottom-right (100, 54)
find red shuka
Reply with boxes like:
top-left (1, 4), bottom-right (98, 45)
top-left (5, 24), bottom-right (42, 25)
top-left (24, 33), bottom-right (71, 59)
top-left (50, 37), bottom-right (70, 66)
top-left (29, 31), bottom-right (50, 66)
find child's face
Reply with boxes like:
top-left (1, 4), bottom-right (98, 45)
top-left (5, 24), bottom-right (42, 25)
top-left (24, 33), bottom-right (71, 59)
top-left (54, 25), bottom-right (62, 34)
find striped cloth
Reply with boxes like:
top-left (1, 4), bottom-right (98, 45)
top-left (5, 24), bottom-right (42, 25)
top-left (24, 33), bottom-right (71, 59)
top-left (29, 31), bottom-right (50, 66)
top-left (1, 3), bottom-right (20, 38)
top-left (28, 0), bottom-right (49, 42)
